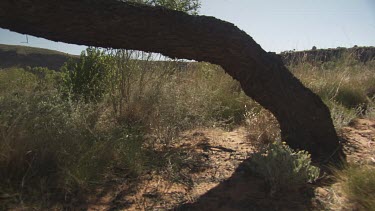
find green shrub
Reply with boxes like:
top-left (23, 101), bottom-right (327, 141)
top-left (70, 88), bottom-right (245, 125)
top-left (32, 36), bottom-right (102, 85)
top-left (247, 141), bottom-right (320, 196)
top-left (129, 0), bottom-right (201, 15)
top-left (62, 47), bottom-right (113, 102)
top-left (25, 66), bottom-right (63, 90)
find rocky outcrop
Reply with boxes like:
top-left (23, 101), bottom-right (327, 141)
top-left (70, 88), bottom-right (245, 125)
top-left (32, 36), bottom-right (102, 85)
top-left (280, 47), bottom-right (375, 65)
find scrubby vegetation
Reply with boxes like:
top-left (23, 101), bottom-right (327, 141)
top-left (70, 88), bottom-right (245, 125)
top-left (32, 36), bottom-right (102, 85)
top-left (333, 165), bottom-right (375, 210)
top-left (0, 48), bottom-right (252, 208)
top-left (288, 53), bottom-right (375, 209)
top-left (0, 47), bottom-right (374, 209)
top-left (247, 141), bottom-right (320, 196)
top-left (290, 53), bottom-right (375, 127)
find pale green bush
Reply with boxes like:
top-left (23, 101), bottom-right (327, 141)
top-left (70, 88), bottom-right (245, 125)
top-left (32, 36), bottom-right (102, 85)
top-left (248, 142), bottom-right (320, 196)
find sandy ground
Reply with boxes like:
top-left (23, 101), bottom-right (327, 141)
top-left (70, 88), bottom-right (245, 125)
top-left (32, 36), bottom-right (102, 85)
top-left (85, 118), bottom-right (375, 211)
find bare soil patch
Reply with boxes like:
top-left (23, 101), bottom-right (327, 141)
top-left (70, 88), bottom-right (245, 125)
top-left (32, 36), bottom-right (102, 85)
top-left (83, 118), bottom-right (375, 210)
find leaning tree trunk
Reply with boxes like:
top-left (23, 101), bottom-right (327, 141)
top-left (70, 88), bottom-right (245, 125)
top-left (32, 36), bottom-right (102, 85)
top-left (0, 0), bottom-right (344, 163)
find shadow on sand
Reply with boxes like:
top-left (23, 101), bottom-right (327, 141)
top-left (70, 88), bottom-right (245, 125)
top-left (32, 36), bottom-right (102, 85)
top-left (174, 157), bottom-right (318, 211)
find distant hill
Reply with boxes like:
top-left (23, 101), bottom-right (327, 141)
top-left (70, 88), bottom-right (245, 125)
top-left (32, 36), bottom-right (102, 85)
top-left (1, 44), bottom-right (374, 71)
top-left (279, 46), bottom-right (375, 65)
top-left (0, 44), bottom-right (78, 70)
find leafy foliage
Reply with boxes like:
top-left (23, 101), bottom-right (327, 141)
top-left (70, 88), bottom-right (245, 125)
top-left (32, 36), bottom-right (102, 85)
top-left (62, 47), bottom-right (113, 102)
top-left (128, 0), bottom-right (201, 14)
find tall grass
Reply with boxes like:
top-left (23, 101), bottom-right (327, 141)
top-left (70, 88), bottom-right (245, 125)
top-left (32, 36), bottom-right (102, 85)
top-left (0, 90), bottom-right (147, 207)
top-left (330, 165), bottom-right (375, 210)
top-left (103, 53), bottom-right (252, 146)
top-left (286, 53), bottom-right (375, 210)
top-left (1, 48), bottom-right (374, 208)
top-left (0, 67), bottom-right (146, 207)
top-left (289, 54), bottom-right (375, 128)
top-left (0, 55), bottom-right (252, 208)
top-left (242, 53), bottom-right (375, 150)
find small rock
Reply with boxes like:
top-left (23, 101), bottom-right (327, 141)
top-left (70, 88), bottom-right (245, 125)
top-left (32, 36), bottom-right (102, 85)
top-left (315, 187), bottom-right (329, 197)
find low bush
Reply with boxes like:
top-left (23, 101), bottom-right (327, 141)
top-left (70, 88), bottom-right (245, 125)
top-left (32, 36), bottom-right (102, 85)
top-left (247, 142), bottom-right (320, 196)
top-left (62, 47), bottom-right (112, 102)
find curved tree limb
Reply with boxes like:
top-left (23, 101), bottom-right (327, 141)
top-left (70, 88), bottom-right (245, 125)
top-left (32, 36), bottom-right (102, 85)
top-left (0, 0), bottom-right (344, 163)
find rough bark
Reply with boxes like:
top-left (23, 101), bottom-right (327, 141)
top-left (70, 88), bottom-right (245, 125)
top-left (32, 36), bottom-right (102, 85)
top-left (0, 0), bottom-right (344, 163)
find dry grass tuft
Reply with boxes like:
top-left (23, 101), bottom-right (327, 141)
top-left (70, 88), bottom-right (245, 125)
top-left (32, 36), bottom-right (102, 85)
top-left (244, 106), bottom-right (281, 149)
top-left (329, 165), bottom-right (375, 211)
top-left (290, 57), bottom-right (375, 128)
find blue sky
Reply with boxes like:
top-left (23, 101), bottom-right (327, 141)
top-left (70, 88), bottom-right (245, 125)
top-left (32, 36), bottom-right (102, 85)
top-left (0, 0), bottom-right (374, 55)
